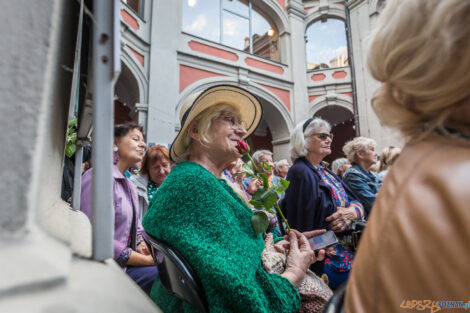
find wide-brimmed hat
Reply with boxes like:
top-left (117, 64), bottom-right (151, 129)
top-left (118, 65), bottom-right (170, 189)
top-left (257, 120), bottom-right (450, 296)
top-left (170, 85), bottom-right (263, 162)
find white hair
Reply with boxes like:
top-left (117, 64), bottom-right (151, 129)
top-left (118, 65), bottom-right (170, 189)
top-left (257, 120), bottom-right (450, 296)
top-left (289, 118), bottom-right (331, 160)
top-left (331, 158), bottom-right (349, 176)
top-left (275, 159), bottom-right (289, 171)
top-left (252, 150), bottom-right (273, 166)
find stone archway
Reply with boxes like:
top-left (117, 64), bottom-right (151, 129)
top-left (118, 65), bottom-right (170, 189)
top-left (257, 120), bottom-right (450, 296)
top-left (114, 62), bottom-right (140, 125)
top-left (248, 95), bottom-right (292, 162)
top-left (313, 105), bottom-right (355, 165)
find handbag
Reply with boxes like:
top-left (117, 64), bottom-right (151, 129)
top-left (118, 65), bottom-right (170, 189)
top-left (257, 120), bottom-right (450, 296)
top-left (349, 221), bottom-right (367, 252)
top-left (261, 233), bottom-right (333, 313)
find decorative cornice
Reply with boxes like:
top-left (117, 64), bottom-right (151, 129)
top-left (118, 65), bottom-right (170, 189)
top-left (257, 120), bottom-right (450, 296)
top-left (347, 0), bottom-right (367, 10)
top-left (287, 0), bottom-right (307, 18)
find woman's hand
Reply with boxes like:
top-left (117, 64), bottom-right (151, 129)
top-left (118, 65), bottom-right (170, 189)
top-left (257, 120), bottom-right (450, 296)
top-left (136, 241), bottom-right (150, 255)
top-left (247, 178), bottom-right (261, 195)
top-left (281, 230), bottom-right (323, 287)
top-left (127, 251), bottom-right (155, 266)
top-left (275, 229), bottom-right (327, 253)
top-left (325, 206), bottom-right (357, 232)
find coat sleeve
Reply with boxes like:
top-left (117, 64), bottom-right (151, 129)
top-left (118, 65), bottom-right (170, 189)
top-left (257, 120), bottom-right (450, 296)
top-left (343, 171), bottom-right (376, 216)
top-left (284, 164), bottom-right (337, 231)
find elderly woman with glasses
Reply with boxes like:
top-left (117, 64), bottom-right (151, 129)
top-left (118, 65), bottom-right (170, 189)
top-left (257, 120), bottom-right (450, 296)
top-left (284, 117), bottom-right (365, 289)
top-left (143, 86), bottom-right (326, 312)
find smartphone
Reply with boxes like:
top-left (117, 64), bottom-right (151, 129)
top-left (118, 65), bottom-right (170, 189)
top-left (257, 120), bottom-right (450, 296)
top-left (309, 231), bottom-right (339, 251)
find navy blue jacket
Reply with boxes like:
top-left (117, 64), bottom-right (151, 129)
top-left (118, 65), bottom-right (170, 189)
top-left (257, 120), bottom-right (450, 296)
top-left (284, 157), bottom-right (361, 233)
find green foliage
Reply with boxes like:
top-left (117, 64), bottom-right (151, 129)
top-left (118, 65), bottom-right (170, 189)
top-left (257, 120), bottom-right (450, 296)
top-left (273, 179), bottom-right (290, 194)
top-left (251, 211), bottom-right (269, 234)
top-left (65, 117), bottom-right (78, 158)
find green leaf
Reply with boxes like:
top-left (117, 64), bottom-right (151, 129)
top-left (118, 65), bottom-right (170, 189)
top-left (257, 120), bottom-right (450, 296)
top-left (251, 211), bottom-right (269, 234)
top-left (249, 200), bottom-right (263, 208)
top-left (252, 186), bottom-right (266, 201)
top-left (258, 173), bottom-right (269, 188)
top-left (273, 179), bottom-right (290, 194)
top-left (242, 163), bottom-right (255, 176)
top-left (68, 117), bottom-right (77, 128)
top-left (65, 142), bottom-right (76, 158)
top-left (252, 187), bottom-right (277, 211)
top-left (262, 161), bottom-right (272, 173)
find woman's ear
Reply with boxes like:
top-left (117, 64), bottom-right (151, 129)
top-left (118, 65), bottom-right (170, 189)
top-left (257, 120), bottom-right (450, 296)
top-left (356, 150), bottom-right (365, 160)
top-left (188, 122), bottom-right (200, 141)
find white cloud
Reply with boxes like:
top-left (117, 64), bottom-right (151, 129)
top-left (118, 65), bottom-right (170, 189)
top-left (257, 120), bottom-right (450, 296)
top-left (186, 14), bottom-right (207, 33)
top-left (308, 45), bottom-right (347, 64)
top-left (223, 18), bottom-right (240, 36)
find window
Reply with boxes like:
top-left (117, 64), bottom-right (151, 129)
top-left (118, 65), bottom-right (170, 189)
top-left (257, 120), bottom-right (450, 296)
top-left (123, 0), bottom-right (144, 18)
top-left (183, 0), bottom-right (280, 62)
top-left (305, 19), bottom-right (349, 70)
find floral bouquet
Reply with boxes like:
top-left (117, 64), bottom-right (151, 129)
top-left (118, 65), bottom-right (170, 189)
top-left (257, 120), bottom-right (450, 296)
top-left (236, 140), bottom-right (291, 234)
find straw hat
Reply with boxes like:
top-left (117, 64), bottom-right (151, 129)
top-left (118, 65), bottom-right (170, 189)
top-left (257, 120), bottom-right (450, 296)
top-left (170, 85), bottom-right (263, 162)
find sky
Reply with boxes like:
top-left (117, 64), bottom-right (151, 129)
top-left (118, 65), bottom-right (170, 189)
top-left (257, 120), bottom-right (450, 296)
top-left (305, 19), bottom-right (348, 66)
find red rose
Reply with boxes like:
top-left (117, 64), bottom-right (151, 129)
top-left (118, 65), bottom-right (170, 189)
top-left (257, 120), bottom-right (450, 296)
top-left (236, 140), bottom-right (250, 154)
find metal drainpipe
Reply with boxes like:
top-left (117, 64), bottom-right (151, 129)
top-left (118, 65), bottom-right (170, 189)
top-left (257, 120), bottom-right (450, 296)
top-left (344, 0), bottom-right (360, 136)
top-left (91, 0), bottom-right (119, 261)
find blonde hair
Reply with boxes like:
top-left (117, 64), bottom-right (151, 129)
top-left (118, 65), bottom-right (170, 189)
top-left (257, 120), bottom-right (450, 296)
top-left (177, 104), bottom-right (241, 162)
top-left (290, 118), bottom-right (331, 160)
top-left (368, 0), bottom-right (470, 141)
top-left (378, 146), bottom-right (401, 172)
top-left (342, 137), bottom-right (376, 164)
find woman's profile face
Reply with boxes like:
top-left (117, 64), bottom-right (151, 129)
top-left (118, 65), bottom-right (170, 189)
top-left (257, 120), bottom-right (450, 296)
top-left (305, 127), bottom-right (332, 159)
top-left (116, 128), bottom-right (146, 166)
top-left (205, 112), bottom-right (247, 163)
top-left (149, 158), bottom-right (171, 186)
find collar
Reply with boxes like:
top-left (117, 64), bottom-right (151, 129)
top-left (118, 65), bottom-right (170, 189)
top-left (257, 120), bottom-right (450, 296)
top-left (113, 165), bottom-right (127, 180)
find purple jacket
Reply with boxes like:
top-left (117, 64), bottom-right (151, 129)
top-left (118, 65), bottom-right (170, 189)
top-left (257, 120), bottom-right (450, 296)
top-left (80, 166), bottom-right (143, 263)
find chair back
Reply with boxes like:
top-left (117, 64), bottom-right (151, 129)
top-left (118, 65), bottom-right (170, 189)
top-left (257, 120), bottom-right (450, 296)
top-left (321, 283), bottom-right (346, 313)
top-left (143, 231), bottom-right (209, 313)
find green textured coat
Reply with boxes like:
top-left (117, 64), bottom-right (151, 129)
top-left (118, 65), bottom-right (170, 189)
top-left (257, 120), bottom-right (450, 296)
top-left (143, 161), bottom-right (300, 313)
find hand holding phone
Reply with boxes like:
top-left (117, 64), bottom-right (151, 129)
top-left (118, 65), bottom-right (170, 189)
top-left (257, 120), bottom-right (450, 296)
top-left (308, 230), bottom-right (339, 251)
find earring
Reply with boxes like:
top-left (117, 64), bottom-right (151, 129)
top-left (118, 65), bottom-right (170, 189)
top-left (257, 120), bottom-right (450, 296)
top-left (113, 146), bottom-right (119, 165)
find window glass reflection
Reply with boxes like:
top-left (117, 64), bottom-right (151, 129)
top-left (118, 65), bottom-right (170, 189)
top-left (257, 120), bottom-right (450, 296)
top-left (182, 0), bottom-right (220, 43)
top-left (222, 0), bottom-right (249, 17)
top-left (250, 7), bottom-right (279, 62)
top-left (182, 0), bottom-right (280, 62)
top-left (305, 19), bottom-right (348, 70)
top-left (222, 11), bottom-right (249, 50)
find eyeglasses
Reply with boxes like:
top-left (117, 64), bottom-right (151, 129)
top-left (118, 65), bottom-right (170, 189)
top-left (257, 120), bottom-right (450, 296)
top-left (220, 114), bottom-right (246, 131)
top-left (310, 132), bottom-right (334, 141)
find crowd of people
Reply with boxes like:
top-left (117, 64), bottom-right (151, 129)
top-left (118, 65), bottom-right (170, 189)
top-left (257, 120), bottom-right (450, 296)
top-left (71, 0), bottom-right (469, 311)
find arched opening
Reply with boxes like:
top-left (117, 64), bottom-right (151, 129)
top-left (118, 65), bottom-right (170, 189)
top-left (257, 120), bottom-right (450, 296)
top-left (313, 105), bottom-right (355, 165)
top-left (248, 96), bottom-right (291, 161)
top-left (305, 18), bottom-right (349, 70)
top-left (114, 62), bottom-right (140, 125)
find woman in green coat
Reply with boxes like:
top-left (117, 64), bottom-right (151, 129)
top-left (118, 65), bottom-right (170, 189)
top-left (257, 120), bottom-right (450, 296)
top-left (143, 85), bottom-right (325, 312)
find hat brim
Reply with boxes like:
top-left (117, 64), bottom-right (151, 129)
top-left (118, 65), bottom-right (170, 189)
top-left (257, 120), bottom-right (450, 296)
top-left (170, 85), bottom-right (263, 162)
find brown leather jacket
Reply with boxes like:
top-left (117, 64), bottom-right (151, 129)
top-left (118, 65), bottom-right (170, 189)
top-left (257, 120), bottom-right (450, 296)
top-left (345, 135), bottom-right (470, 312)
